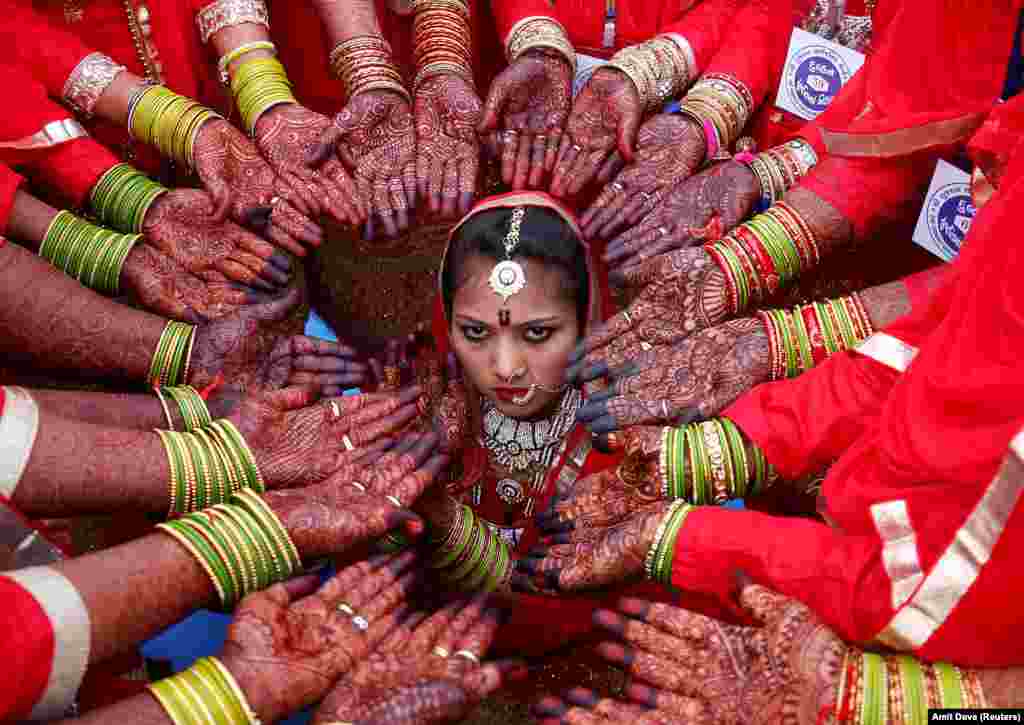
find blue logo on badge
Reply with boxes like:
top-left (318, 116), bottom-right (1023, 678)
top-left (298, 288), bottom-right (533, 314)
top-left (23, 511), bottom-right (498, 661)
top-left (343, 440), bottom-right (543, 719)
top-left (926, 183), bottom-right (975, 258)
top-left (785, 44), bottom-right (853, 118)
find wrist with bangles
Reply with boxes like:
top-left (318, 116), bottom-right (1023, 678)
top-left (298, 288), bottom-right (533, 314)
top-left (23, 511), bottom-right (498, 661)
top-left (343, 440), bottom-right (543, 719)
top-left (832, 649), bottom-right (986, 723)
top-left (759, 294), bottom-right (874, 380)
top-left (505, 15), bottom-right (576, 75)
top-left (659, 418), bottom-right (776, 506)
top-left (230, 55), bottom-right (298, 135)
top-left (127, 84), bottom-right (224, 166)
top-left (643, 499), bottom-right (693, 585)
top-left (427, 504), bottom-right (512, 592)
top-left (607, 34), bottom-right (695, 113)
top-left (329, 34), bottom-right (411, 105)
top-left (90, 163), bottom-right (168, 234)
top-left (412, 0), bottom-right (474, 93)
top-left (736, 138), bottom-right (819, 211)
top-left (674, 73), bottom-right (754, 159)
top-left (39, 210), bottom-right (140, 296)
top-left (149, 655), bottom-right (261, 725)
top-left (704, 201), bottom-right (821, 315)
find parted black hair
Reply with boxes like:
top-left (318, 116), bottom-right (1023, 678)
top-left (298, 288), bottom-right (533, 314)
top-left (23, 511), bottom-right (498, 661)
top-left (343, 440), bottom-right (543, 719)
top-left (442, 206), bottom-right (589, 328)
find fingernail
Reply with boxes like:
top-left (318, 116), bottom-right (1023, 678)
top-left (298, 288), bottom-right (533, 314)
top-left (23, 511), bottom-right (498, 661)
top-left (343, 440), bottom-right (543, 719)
top-left (565, 688), bottom-right (599, 708)
top-left (626, 682), bottom-right (658, 708)
top-left (609, 270), bottom-right (625, 286)
top-left (270, 250), bottom-right (292, 272)
top-left (592, 609), bottom-right (625, 636)
top-left (595, 641), bottom-right (633, 666)
top-left (592, 432), bottom-right (612, 454)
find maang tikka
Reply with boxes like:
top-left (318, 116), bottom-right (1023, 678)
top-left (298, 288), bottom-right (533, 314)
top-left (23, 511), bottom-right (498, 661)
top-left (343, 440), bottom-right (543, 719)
top-left (488, 207), bottom-right (527, 304)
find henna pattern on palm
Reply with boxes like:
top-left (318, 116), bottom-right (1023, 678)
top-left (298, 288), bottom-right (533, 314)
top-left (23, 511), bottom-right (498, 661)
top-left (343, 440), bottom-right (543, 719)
top-left (569, 248), bottom-right (731, 391)
top-left (574, 318), bottom-right (770, 432)
top-left (219, 553), bottom-right (423, 723)
top-left (192, 118), bottom-right (320, 252)
top-left (585, 585), bottom-right (847, 725)
top-left (478, 50), bottom-right (573, 190)
top-left (414, 74), bottom-right (482, 218)
top-left (515, 500), bottom-right (670, 594)
top-left (311, 90), bottom-right (417, 239)
top-left (254, 103), bottom-right (366, 236)
top-left (582, 114), bottom-right (707, 240)
top-left (603, 161), bottom-right (760, 269)
top-left (142, 189), bottom-right (290, 291)
top-left (550, 68), bottom-right (642, 198)
top-left (121, 242), bottom-right (255, 324)
top-left (313, 597), bottom-right (508, 724)
top-left (229, 385), bottom-right (427, 490)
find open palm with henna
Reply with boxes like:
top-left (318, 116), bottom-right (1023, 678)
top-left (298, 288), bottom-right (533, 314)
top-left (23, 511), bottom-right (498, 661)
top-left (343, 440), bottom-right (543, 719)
top-left (414, 74), bottom-right (482, 218)
top-left (313, 596), bottom-right (515, 725)
top-left (543, 584), bottom-right (846, 725)
top-left (581, 113), bottom-right (706, 240)
top-left (550, 68), bottom-right (642, 198)
top-left (572, 318), bottom-right (770, 433)
top-left (217, 553), bottom-right (426, 724)
top-left (311, 90), bottom-right (417, 239)
top-left (603, 161), bottom-right (761, 271)
top-left (478, 49), bottom-right (573, 190)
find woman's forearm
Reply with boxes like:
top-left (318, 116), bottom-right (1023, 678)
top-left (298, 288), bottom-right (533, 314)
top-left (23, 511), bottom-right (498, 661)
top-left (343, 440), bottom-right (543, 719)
top-left (13, 407), bottom-right (171, 516)
top-left (57, 533), bottom-right (216, 665)
top-left (208, 23), bottom-right (277, 78)
top-left (978, 667), bottom-right (1024, 708)
top-left (92, 70), bottom-right (150, 128)
top-left (784, 186), bottom-right (854, 259)
top-left (312, 0), bottom-right (383, 46)
top-left (0, 240), bottom-right (163, 382)
top-left (30, 389), bottom-right (169, 430)
top-left (5, 189), bottom-right (58, 250)
top-left (58, 692), bottom-right (171, 725)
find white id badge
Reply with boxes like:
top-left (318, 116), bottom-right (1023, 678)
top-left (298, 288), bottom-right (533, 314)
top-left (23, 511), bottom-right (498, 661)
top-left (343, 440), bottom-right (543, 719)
top-left (775, 27), bottom-right (866, 120)
top-left (911, 159), bottom-right (976, 262)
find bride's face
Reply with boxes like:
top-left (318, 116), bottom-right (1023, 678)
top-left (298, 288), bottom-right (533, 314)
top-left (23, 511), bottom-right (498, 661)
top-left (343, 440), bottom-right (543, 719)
top-left (450, 254), bottom-right (581, 419)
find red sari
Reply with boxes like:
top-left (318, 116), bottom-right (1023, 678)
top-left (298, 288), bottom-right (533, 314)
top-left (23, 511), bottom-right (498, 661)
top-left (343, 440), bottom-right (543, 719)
top-left (672, 93), bottom-right (1024, 668)
top-left (430, 193), bottom-right (679, 658)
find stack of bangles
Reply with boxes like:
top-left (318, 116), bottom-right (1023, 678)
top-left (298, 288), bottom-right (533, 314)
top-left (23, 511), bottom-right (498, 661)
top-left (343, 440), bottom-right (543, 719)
top-left (606, 33), bottom-right (695, 113)
top-left (643, 500), bottom-right (693, 586)
top-left (737, 138), bottom-right (819, 211)
top-left (90, 163), bottom-right (167, 233)
top-left (155, 385), bottom-right (214, 432)
top-left (833, 650), bottom-right (986, 723)
top-left (705, 201), bottom-right (821, 315)
top-left (157, 416), bottom-right (265, 516)
top-left (659, 418), bottom-right (776, 505)
top-left (412, 0), bottom-right (474, 93)
top-left (760, 294), bottom-right (875, 380)
top-left (677, 73), bottom-right (754, 157)
top-left (329, 35), bottom-right (410, 105)
top-left (157, 488), bottom-right (300, 609)
top-left (217, 39), bottom-right (276, 86)
top-left (128, 85), bottom-right (222, 168)
top-left (230, 55), bottom-right (297, 135)
top-left (428, 504), bottom-right (511, 592)
top-left (149, 656), bottom-right (260, 725)
top-left (39, 211), bottom-right (140, 296)
top-left (148, 320), bottom-right (196, 389)
top-left (504, 16), bottom-right (576, 73)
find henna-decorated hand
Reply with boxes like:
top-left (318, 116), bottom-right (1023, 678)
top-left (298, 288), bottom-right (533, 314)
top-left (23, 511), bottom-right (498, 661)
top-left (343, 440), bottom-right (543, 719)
top-left (603, 161), bottom-right (760, 270)
top-left (310, 90), bottom-right (417, 239)
top-left (229, 385), bottom-right (424, 490)
top-left (415, 352), bottom-right (471, 456)
top-left (550, 68), bottom-right (641, 199)
top-left (572, 319), bottom-right (770, 432)
top-left (120, 242), bottom-right (258, 324)
top-left (566, 248), bottom-right (731, 384)
top-left (313, 596), bottom-right (516, 724)
top-left (583, 584), bottom-right (847, 725)
top-left (254, 102), bottom-right (366, 232)
top-left (581, 114), bottom-right (706, 240)
top-left (414, 74), bottom-right (483, 218)
top-left (192, 118), bottom-right (323, 255)
top-left (536, 427), bottom-right (664, 534)
top-left (478, 49), bottom-right (572, 190)
top-left (514, 499), bottom-right (673, 594)
top-left (143, 189), bottom-right (291, 291)
top-left (218, 553), bottom-right (424, 724)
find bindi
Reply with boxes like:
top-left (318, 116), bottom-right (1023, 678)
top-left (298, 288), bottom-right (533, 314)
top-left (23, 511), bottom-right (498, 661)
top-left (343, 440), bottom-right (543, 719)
top-left (498, 309), bottom-right (511, 327)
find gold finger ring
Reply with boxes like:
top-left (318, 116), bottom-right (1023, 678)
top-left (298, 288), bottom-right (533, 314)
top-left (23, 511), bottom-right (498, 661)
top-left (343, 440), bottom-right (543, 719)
top-left (431, 646), bottom-right (451, 658)
top-left (351, 615), bottom-right (369, 631)
top-left (610, 182), bottom-right (624, 193)
top-left (661, 401), bottom-right (671, 419)
top-left (337, 602), bottom-right (355, 615)
top-left (657, 226), bottom-right (669, 237)
top-left (350, 481), bottom-right (367, 493)
top-left (622, 310), bottom-right (633, 326)
top-left (452, 649), bottom-right (480, 664)
top-left (330, 401), bottom-right (342, 420)
top-left (341, 433), bottom-right (354, 451)
top-left (386, 495), bottom-right (402, 507)
top-left (640, 342), bottom-right (653, 351)
top-left (571, 144), bottom-right (583, 153)
top-left (270, 196), bottom-right (281, 206)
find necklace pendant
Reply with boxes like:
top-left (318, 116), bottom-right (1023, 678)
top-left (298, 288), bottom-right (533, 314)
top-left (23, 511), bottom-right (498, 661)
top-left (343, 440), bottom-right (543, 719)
top-left (489, 260), bottom-right (527, 303)
top-left (496, 478), bottom-right (526, 506)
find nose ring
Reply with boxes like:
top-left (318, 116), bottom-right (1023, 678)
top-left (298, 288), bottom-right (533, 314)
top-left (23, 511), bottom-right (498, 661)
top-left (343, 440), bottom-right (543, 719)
top-left (499, 367), bottom-right (527, 384)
